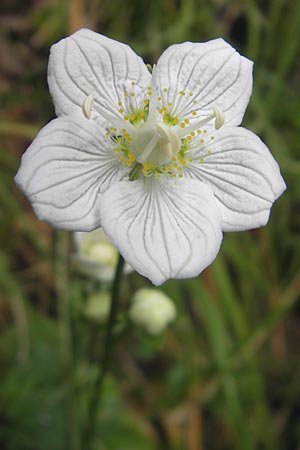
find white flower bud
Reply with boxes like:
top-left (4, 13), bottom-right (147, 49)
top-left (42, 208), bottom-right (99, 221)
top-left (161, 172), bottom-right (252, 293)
top-left (129, 288), bottom-right (176, 335)
top-left (72, 228), bottom-right (133, 282)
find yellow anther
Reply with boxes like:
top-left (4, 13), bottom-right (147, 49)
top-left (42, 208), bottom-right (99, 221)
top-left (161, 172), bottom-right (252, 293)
top-left (192, 111), bottom-right (197, 116)
top-left (167, 102), bottom-right (172, 107)
top-left (203, 129), bottom-right (207, 134)
top-left (144, 99), bottom-right (149, 104)
top-left (131, 81), bottom-right (136, 85)
top-left (179, 90), bottom-right (186, 96)
top-left (163, 88), bottom-right (168, 92)
top-left (118, 101), bottom-right (122, 106)
top-left (157, 96), bottom-right (162, 101)
top-left (118, 108), bottom-right (124, 113)
top-left (124, 92), bottom-right (128, 97)
top-left (184, 118), bottom-right (189, 124)
top-left (188, 157), bottom-right (193, 162)
top-left (128, 152), bottom-right (136, 161)
top-left (189, 92), bottom-right (193, 96)
top-left (191, 131), bottom-right (195, 136)
top-left (124, 115), bottom-right (129, 120)
top-left (180, 123), bottom-right (185, 128)
top-left (197, 129), bottom-right (201, 134)
top-left (130, 114), bottom-right (135, 120)
top-left (173, 163), bottom-right (178, 168)
top-left (207, 150), bottom-right (212, 154)
top-left (199, 157), bottom-right (204, 162)
top-left (193, 99), bottom-right (197, 104)
top-left (200, 139), bottom-right (205, 143)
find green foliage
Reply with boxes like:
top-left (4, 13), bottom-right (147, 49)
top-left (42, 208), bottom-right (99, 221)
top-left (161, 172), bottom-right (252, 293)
top-left (1, 0), bottom-right (300, 449)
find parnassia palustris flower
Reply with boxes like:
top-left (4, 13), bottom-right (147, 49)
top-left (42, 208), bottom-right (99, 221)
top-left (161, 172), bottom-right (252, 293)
top-left (15, 29), bottom-right (286, 285)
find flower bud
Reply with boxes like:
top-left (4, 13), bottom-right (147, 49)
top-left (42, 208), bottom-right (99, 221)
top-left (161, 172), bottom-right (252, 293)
top-left (129, 288), bottom-right (176, 335)
top-left (72, 228), bottom-right (132, 282)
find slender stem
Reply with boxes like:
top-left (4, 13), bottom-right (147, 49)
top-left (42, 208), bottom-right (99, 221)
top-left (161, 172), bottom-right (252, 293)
top-left (55, 231), bottom-right (79, 450)
top-left (83, 253), bottom-right (125, 450)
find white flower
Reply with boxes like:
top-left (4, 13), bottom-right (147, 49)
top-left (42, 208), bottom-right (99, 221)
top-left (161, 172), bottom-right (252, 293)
top-left (129, 288), bottom-right (176, 335)
top-left (15, 29), bottom-right (286, 285)
top-left (73, 228), bottom-right (133, 282)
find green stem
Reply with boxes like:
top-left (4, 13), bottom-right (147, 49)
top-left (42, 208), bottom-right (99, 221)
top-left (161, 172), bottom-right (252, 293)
top-left (55, 231), bottom-right (79, 450)
top-left (83, 253), bottom-right (125, 450)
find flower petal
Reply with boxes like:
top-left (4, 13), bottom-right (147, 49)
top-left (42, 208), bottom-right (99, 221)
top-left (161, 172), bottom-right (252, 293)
top-left (15, 116), bottom-right (127, 231)
top-left (184, 127), bottom-right (286, 231)
top-left (48, 28), bottom-right (151, 118)
top-left (155, 38), bottom-right (253, 126)
top-left (100, 177), bottom-right (223, 285)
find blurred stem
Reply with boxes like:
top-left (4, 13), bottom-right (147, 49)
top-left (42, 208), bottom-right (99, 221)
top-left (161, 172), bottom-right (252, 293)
top-left (83, 254), bottom-right (125, 450)
top-left (68, 0), bottom-right (85, 33)
top-left (265, 1), bottom-right (300, 113)
top-left (55, 231), bottom-right (71, 361)
top-left (55, 231), bottom-right (79, 450)
top-left (232, 270), bottom-right (300, 369)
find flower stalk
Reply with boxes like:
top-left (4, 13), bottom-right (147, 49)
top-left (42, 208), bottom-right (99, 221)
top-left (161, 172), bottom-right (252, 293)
top-left (82, 253), bottom-right (125, 450)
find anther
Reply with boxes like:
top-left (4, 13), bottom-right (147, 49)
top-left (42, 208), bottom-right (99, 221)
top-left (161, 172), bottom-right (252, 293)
top-left (213, 106), bottom-right (225, 130)
top-left (82, 94), bottom-right (94, 119)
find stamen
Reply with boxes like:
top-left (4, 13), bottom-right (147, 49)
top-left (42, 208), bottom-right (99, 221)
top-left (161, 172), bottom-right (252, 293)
top-left (177, 106), bottom-right (225, 137)
top-left (156, 122), bottom-right (181, 158)
top-left (82, 94), bottom-right (94, 119)
top-left (213, 106), bottom-right (225, 130)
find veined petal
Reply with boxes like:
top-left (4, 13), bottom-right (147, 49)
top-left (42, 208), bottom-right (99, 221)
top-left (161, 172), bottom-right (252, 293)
top-left (183, 127), bottom-right (286, 231)
top-left (15, 116), bottom-right (127, 231)
top-left (100, 177), bottom-right (223, 285)
top-left (48, 28), bottom-right (151, 118)
top-left (155, 38), bottom-right (253, 126)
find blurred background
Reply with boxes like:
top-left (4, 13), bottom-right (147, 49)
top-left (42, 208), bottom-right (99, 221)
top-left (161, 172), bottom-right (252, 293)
top-left (1, 0), bottom-right (300, 449)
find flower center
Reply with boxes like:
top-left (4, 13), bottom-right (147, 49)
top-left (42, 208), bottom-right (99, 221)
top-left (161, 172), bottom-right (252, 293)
top-left (81, 83), bottom-right (225, 180)
top-left (131, 121), bottom-right (181, 165)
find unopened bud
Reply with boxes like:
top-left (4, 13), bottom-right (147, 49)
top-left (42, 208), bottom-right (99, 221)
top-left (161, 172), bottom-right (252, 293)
top-left (129, 288), bottom-right (176, 335)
